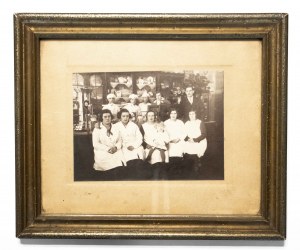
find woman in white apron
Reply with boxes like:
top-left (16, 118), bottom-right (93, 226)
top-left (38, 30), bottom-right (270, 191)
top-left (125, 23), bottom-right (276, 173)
top-left (123, 94), bottom-right (141, 117)
top-left (141, 111), bottom-right (170, 165)
top-left (164, 108), bottom-right (186, 158)
top-left (102, 93), bottom-right (120, 123)
top-left (92, 109), bottom-right (125, 171)
top-left (115, 109), bottom-right (144, 163)
top-left (184, 110), bottom-right (207, 158)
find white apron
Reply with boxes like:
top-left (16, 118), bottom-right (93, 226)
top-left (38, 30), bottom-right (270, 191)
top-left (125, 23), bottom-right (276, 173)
top-left (115, 121), bottom-right (144, 162)
top-left (164, 119), bottom-right (186, 157)
top-left (184, 119), bottom-right (207, 158)
top-left (102, 103), bottom-right (120, 118)
top-left (92, 123), bottom-right (126, 171)
top-left (142, 122), bottom-right (170, 164)
top-left (123, 103), bottom-right (141, 116)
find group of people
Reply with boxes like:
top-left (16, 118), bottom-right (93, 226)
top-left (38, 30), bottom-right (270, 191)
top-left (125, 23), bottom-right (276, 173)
top-left (102, 86), bottom-right (205, 124)
top-left (92, 86), bottom-right (207, 173)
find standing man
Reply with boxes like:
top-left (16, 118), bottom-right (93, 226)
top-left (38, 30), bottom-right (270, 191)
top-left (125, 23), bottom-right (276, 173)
top-left (179, 85), bottom-right (205, 122)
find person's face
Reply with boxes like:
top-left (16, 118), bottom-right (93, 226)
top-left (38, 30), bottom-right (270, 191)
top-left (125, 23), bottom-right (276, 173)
top-left (130, 98), bottom-right (136, 104)
top-left (102, 113), bottom-right (112, 125)
top-left (170, 110), bottom-right (177, 121)
top-left (142, 97), bottom-right (148, 103)
top-left (186, 87), bottom-right (194, 98)
top-left (84, 102), bottom-right (89, 107)
top-left (107, 97), bottom-right (114, 104)
top-left (120, 112), bottom-right (130, 124)
top-left (189, 111), bottom-right (196, 121)
top-left (156, 93), bottom-right (161, 100)
top-left (147, 112), bottom-right (155, 123)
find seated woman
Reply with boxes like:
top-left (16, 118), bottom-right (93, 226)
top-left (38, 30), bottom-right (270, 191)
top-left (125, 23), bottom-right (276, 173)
top-left (115, 109), bottom-right (144, 165)
top-left (164, 108), bottom-right (186, 160)
top-left (92, 109), bottom-right (125, 171)
top-left (184, 110), bottom-right (207, 169)
top-left (141, 111), bottom-right (170, 165)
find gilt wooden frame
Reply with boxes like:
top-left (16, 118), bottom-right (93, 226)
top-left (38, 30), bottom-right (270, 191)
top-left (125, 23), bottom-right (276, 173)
top-left (15, 13), bottom-right (287, 240)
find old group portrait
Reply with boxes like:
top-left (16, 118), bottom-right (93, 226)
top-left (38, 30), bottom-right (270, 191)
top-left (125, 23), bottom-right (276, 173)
top-left (73, 70), bottom-right (224, 181)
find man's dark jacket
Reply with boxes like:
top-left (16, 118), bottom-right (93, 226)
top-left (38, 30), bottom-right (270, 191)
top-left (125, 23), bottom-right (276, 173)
top-left (179, 95), bottom-right (205, 121)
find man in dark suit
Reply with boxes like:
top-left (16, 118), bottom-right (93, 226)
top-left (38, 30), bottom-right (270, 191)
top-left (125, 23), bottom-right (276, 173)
top-left (179, 86), bottom-right (205, 121)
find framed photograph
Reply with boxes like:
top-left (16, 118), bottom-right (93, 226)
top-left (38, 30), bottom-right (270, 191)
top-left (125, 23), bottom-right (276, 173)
top-left (15, 13), bottom-right (287, 239)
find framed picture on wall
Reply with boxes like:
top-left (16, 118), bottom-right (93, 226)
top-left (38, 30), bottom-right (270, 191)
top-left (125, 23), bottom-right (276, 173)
top-left (15, 13), bottom-right (287, 240)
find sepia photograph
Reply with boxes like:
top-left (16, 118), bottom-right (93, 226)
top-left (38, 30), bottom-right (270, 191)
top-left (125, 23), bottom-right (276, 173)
top-left (73, 70), bottom-right (224, 181)
top-left (14, 13), bottom-right (288, 240)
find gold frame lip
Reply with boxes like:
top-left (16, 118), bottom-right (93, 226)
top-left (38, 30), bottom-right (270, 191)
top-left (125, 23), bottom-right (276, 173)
top-left (15, 13), bottom-right (287, 240)
top-left (14, 13), bottom-right (288, 29)
top-left (14, 12), bottom-right (288, 18)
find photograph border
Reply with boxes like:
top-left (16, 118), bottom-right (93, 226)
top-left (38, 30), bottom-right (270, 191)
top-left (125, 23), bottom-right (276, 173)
top-left (15, 13), bottom-right (287, 240)
top-left (72, 69), bottom-right (224, 181)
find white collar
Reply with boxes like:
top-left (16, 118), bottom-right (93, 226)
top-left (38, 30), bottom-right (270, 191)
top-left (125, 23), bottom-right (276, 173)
top-left (100, 122), bottom-right (112, 130)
